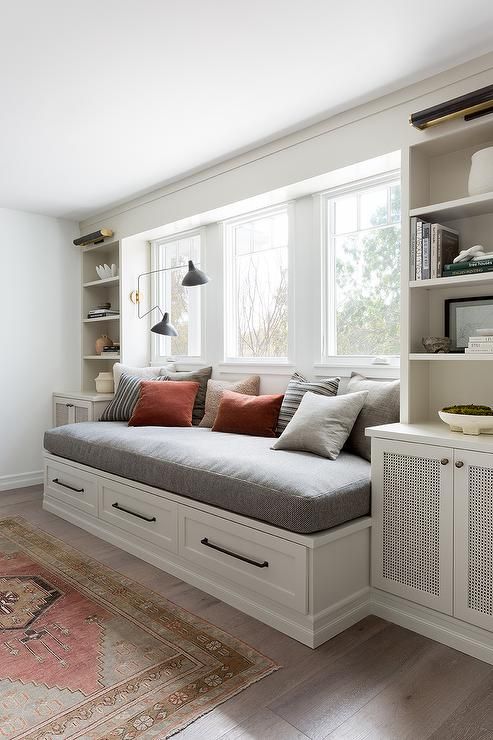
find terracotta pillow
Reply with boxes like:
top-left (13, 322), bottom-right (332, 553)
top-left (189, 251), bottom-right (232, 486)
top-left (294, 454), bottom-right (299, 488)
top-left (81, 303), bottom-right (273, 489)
top-left (212, 391), bottom-right (284, 437)
top-left (128, 380), bottom-right (199, 427)
top-left (199, 376), bottom-right (261, 428)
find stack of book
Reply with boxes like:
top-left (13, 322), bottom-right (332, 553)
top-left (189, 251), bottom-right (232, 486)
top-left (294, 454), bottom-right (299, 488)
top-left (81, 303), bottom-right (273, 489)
top-left (87, 307), bottom-right (120, 319)
top-left (410, 218), bottom-right (459, 280)
top-left (443, 257), bottom-right (493, 277)
top-left (465, 335), bottom-right (493, 354)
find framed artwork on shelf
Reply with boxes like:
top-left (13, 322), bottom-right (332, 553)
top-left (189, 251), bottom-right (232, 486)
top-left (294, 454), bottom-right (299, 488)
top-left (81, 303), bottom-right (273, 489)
top-left (445, 296), bottom-right (493, 352)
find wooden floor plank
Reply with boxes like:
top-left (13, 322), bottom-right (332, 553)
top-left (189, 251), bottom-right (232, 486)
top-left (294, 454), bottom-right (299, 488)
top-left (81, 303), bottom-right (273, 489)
top-left (219, 707), bottom-right (310, 739)
top-left (325, 640), bottom-right (493, 740)
top-left (269, 623), bottom-right (430, 739)
top-left (429, 671), bottom-right (493, 740)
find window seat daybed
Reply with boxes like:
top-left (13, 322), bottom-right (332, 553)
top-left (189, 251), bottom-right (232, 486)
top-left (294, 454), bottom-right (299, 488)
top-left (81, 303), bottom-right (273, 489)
top-left (43, 422), bottom-right (372, 648)
top-left (43, 422), bottom-right (370, 534)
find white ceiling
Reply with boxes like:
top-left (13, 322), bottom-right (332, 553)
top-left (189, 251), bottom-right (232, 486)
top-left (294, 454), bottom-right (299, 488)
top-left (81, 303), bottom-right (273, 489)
top-left (1, 0), bottom-right (493, 221)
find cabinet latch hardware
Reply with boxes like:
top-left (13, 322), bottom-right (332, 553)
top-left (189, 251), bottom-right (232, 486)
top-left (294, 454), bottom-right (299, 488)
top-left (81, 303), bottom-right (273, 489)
top-left (455, 461), bottom-right (464, 468)
top-left (440, 458), bottom-right (449, 465)
top-left (66, 403), bottom-right (74, 408)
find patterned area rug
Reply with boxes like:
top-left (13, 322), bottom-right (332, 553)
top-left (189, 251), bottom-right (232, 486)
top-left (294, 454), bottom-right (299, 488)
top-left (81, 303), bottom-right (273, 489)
top-left (0, 518), bottom-right (279, 739)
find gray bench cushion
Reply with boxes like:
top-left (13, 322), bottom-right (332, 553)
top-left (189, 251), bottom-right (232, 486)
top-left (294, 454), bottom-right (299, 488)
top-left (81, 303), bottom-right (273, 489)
top-left (44, 423), bottom-right (370, 534)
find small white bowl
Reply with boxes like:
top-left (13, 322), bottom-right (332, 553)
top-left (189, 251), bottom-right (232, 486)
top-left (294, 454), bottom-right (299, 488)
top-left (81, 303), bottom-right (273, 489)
top-left (438, 410), bottom-right (493, 435)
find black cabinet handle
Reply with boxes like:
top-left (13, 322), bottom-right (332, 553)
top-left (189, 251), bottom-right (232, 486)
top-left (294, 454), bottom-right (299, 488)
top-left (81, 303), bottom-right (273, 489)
top-left (52, 478), bottom-right (84, 493)
top-left (66, 403), bottom-right (74, 408)
top-left (200, 537), bottom-right (268, 568)
top-left (112, 502), bottom-right (156, 522)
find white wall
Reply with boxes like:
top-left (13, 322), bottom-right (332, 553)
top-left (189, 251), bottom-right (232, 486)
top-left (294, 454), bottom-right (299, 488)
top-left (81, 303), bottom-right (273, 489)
top-left (0, 208), bottom-right (80, 490)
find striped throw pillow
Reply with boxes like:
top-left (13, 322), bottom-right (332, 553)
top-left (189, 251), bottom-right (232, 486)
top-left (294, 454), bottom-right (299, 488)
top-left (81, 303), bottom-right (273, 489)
top-left (276, 372), bottom-right (340, 435)
top-left (99, 374), bottom-right (167, 422)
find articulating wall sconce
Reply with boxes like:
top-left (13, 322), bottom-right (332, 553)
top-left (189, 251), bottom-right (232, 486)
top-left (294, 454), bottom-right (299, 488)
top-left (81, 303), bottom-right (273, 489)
top-left (130, 261), bottom-right (209, 335)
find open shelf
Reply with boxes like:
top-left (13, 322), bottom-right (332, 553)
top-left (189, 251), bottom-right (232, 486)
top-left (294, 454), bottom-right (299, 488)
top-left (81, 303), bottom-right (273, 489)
top-left (83, 355), bottom-right (121, 360)
top-left (82, 239), bottom-right (119, 253)
top-left (410, 272), bottom-right (493, 290)
top-left (409, 353), bottom-right (493, 361)
top-left (410, 191), bottom-right (493, 221)
top-left (83, 276), bottom-right (120, 288)
top-left (83, 315), bottom-right (120, 323)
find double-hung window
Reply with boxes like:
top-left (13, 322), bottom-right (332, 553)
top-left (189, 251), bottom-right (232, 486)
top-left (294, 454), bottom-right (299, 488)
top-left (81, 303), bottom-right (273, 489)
top-left (150, 230), bottom-right (203, 361)
top-left (322, 174), bottom-right (401, 361)
top-left (224, 205), bottom-right (290, 361)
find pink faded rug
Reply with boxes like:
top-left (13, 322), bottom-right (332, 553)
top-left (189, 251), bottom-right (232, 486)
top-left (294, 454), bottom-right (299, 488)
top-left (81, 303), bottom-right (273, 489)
top-left (0, 518), bottom-right (279, 738)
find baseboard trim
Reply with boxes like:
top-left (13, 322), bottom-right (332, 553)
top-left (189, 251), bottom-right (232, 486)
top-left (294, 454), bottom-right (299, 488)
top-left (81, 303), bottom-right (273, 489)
top-left (371, 588), bottom-right (493, 665)
top-left (0, 471), bottom-right (43, 492)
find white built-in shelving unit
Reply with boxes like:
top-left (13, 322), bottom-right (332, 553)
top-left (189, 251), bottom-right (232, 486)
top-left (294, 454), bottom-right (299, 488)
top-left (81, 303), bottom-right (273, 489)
top-left (403, 117), bottom-right (493, 423)
top-left (79, 235), bottom-right (150, 393)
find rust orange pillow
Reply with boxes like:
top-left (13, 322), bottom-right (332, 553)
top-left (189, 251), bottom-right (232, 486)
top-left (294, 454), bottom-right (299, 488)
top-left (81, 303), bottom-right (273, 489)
top-left (128, 380), bottom-right (199, 427)
top-left (212, 390), bottom-right (284, 437)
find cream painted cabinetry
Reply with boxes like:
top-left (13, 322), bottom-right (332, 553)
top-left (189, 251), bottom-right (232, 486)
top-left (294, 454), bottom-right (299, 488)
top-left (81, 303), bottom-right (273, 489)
top-left (370, 426), bottom-right (493, 636)
top-left (53, 392), bottom-right (113, 426)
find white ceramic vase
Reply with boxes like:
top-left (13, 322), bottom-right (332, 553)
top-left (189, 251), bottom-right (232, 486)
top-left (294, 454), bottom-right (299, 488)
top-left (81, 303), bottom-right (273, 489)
top-left (95, 371), bottom-right (114, 394)
top-left (468, 147), bottom-right (493, 196)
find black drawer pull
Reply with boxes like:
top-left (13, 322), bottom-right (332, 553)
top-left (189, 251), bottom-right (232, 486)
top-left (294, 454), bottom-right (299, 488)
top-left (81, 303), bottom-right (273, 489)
top-left (112, 502), bottom-right (156, 522)
top-left (52, 478), bottom-right (84, 493)
top-left (200, 537), bottom-right (268, 568)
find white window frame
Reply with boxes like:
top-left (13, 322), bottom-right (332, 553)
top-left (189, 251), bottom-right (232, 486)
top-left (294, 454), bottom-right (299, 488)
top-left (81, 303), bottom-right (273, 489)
top-left (150, 227), bottom-right (206, 364)
top-left (222, 203), bottom-right (294, 365)
top-left (320, 170), bottom-right (401, 369)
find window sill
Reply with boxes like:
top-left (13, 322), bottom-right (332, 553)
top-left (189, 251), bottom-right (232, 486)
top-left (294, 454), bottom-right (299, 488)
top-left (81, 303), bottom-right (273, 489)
top-left (218, 361), bottom-right (295, 376)
top-left (314, 361), bottom-right (400, 379)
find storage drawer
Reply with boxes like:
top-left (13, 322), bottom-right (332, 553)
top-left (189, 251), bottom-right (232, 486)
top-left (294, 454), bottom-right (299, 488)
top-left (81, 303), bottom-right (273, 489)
top-left (100, 480), bottom-right (178, 553)
top-left (46, 461), bottom-right (98, 516)
top-left (178, 506), bottom-right (307, 613)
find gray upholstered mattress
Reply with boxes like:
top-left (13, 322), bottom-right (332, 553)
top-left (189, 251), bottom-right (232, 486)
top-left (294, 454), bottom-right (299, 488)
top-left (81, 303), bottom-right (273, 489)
top-left (43, 422), bottom-right (370, 534)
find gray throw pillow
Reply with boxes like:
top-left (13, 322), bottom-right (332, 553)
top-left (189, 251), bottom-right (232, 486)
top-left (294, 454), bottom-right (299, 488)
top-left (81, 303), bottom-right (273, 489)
top-left (100, 373), bottom-right (167, 422)
top-left (272, 390), bottom-right (368, 460)
top-left (276, 372), bottom-right (340, 435)
top-left (342, 373), bottom-right (400, 461)
top-left (160, 366), bottom-right (212, 425)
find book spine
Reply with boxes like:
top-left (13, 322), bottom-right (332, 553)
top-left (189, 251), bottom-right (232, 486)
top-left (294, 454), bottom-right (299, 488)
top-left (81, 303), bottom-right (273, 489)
top-left (469, 336), bottom-right (493, 342)
top-left (468, 342), bottom-right (493, 349)
top-left (430, 224), bottom-right (438, 279)
top-left (416, 220), bottom-right (423, 280)
top-left (441, 266), bottom-right (493, 277)
top-left (444, 259), bottom-right (493, 271)
top-left (422, 222), bottom-right (430, 280)
top-left (465, 347), bottom-right (493, 353)
top-left (410, 217), bottom-right (417, 279)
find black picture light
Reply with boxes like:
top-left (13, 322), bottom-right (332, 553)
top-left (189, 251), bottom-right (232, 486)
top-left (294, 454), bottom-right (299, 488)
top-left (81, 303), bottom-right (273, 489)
top-left (410, 84), bottom-right (493, 130)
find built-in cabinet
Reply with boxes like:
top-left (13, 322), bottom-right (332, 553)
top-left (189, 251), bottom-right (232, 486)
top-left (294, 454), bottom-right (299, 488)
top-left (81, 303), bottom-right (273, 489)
top-left (371, 431), bottom-right (493, 636)
top-left (53, 392), bottom-right (113, 427)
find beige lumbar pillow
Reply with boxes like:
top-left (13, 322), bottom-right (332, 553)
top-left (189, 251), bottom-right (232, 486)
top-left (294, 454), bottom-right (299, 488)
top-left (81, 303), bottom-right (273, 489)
top-left (272, 390), bottom-right (368, 460)
top-left (199, 376), bottom-right (261, 427)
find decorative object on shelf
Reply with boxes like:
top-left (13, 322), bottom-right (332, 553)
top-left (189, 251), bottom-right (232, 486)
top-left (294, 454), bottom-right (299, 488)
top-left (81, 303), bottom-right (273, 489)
top-left (130, 261), bottom-right (210, 336)
top-left (409, 84), bottom-right (493, 130)
top-left (439, 405), bottom-right (493, 435)
top-left (453, 245), bottom-right (487, 263)
top-left (465, 329), bottom-right (493, 354)
top-left (468, 147), bottom-right (493, 196)
top-left (95, 334), bottom-right (113, 354)
top-left (73, 228), bottom-right (114, 247)
top-left (96, 263), bottom-right (118, 280)
top-left (95, 371), bottom-right (114, 394)
top-left (422, 336), bottom-right (451, 353)
top-left (445, 296), bottom-right (493, 352)
top-left (87, 303), bottom-right (119, 319)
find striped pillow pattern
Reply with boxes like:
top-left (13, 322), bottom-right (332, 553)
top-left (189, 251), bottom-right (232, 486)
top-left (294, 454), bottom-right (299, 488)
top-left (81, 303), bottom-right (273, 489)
top-left (100, 374), bottom-right (167, 422)
top-left (276, 372), bottom-right (340, 435)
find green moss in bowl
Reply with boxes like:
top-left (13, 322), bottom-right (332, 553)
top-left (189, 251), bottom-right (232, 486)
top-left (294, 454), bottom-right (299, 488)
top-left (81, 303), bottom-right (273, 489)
top-left (441, 404), bottom-right (493, 416)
